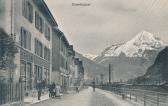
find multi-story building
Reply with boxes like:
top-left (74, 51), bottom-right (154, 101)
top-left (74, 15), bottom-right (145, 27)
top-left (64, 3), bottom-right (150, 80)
top-left (52, 28), bottom-right (86, 92)
top-left (67, 45), bottom-right (76, 88)
top-left (52, 28), bottom-right (70, 92)
top-left (0, 0), bottom-right (85, 96)
top-left (74, 58), bottom-right (85, 86)
top-left (0, 0), bottom-right (58, 94)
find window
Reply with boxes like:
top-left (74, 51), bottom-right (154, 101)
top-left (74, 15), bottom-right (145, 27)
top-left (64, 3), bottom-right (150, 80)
top-left (34, 65), bottom-right (42, 86)
top-left (60, 56), bottom-right (68, 70)
top-left (22, 0), bottom-right (33, 23)
top-left (35, 39), bottom-right (43, 57)
top-left (20, 61), bottom-right (26, 78)
top-left (45, 24), bottom-right (50, 41)
top-left (60, 41), bottom-right (63, 52)
top-left (66, 61), bottom-right (68, 70)
top-left (21, 27), bottom-right (31, 50)
top-left (65, 47), bottom-right (67, 56)
top-left (20, 61), bottom-right (26, 90)
top-left (63, 44), bottom-right (65, 54)
top-left (44, 68), bottom-right (49, 87)
top-left (26, 63), bottom-right (32, 90)
top-left (44, 47), bottom-right (50, 61)
top-left (20, 61), bottom-right (32, 90)
top-left (60, 56), bottom-right (64, 69)
top-left (35, 11), bottom-right (44, 33)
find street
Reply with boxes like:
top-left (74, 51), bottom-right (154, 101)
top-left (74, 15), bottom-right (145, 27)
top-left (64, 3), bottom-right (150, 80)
top-left (30, 87), bottom-right (140, 106)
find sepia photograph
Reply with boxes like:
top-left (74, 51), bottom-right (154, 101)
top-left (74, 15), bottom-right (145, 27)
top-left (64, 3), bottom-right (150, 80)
top-left (0, 0), bottom-right (168, 106)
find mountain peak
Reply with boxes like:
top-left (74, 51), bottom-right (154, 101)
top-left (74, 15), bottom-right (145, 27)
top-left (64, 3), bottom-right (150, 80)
top-left (83, 54), bottom-right (98, 60)
top-left (139, 30), bottom-right (153, 38)
top-left (99, 31), bottom-right (167, 58)
top-left (140, 30), bottom-right (151, 34)
top-left (132, 30), bottom-right (158, 43)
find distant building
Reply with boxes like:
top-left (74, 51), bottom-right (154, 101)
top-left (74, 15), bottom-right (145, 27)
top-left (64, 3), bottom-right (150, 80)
top-left (67, 45), bottom-right (76, 88)
top-left (0, 0), bottom-right (57, 94)
top-left (52, 28), bottom-right (85, 91)
top-left (74, 58), bottom-right (85, 86)
top-left (52, 28), bottom-right (71, 92)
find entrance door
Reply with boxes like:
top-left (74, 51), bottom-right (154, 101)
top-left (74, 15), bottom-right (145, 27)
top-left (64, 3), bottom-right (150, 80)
top-left (37, 66), bottom-right (42, 82)
top-left (26, 63), bottom-right (32, 90)
top-left (20, 61), bottom-right (26, 90)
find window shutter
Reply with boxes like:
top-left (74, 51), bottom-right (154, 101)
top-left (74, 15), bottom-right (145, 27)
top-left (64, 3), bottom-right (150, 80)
top-left (21, 27), bottom-right (24, 47)
top-left (30, 3), bottom-right (33, 23)
top-left (41, 18), bottom-right (44, 33)
top-left (45, 24), bottom-right (47, 38)
top-left (22, 0), bottom-right (26, 17)
top-left (26, 31), bottom-right (29, 50)
top-left (25, 30), bottom-right (28, 49)
top-left (25, 1), bottom-right (28, 19)
top-left (35, 12), bottom-right (38, 29)
top-left (35, 39), bottom-right (36, 54)
top-left (28, 32), bottom-right (31, 50)
top-left (48, 28), bottom-right (50, 40)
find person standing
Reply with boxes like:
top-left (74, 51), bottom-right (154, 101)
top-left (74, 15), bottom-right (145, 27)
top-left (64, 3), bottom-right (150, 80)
top-left (76, 86), bottom-right (79, 93)
top-left (36, 81), bottom-right (42, 100)
top-left (55, 84), bottom-right (61, 97)
top-left (48, 84), bottom-right (52, 98)
top-left (92, 81), bottom-right (96, 92)
top-left (51, 82), bottom-right (56, 98)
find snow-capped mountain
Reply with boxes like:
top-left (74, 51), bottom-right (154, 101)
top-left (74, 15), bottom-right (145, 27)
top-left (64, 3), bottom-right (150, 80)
top-left (100, 31), bottom-right (166, 59)
top-left (94, 31), bottom-right (167, 81)
top-left (83, 54), bottom-right (98, 60)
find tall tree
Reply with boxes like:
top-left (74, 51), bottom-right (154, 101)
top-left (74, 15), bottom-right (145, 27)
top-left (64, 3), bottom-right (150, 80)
top-left (0, 28), bottom-right (18, 70)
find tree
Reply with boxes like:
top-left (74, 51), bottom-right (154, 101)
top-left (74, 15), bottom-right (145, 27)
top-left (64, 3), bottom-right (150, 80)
top-left (0, 28), bottom-right (18, 70)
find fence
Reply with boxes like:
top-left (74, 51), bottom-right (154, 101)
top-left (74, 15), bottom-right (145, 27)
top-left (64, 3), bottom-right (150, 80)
top-left (101, 86), bottom-right (168, 106)
top-left (0, 82), bottom-right (23, 105)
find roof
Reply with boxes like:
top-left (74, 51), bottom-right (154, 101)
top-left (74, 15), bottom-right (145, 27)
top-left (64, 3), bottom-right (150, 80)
top-left (68, 45), bottom-right (75, 56)
top-left (52, 28), bottom-right (70, 46)
top-left (52, 27), bottom-right (63, 37)
top-left (33, 0), bottom-right (58, 27)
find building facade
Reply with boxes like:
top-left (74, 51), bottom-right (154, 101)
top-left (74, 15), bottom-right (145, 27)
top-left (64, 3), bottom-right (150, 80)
top-left (0, 0), bottom-right (85, 96)
top-left (52, 28), bottom-right (71, 92)
top-left (52, 28), bottom-right (83, 92)
top-left (0, 0), bottom-right (58, 94)
top-left (67, 45), bottom-right (76, 88)
top-left (74, 58), bottom-right (85, 87)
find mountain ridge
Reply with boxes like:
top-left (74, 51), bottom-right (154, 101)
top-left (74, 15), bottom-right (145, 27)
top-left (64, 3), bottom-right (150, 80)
top-left (93, 31), bottom-right (167, 81)
top-left (94, 30), bottom-right (167, 62)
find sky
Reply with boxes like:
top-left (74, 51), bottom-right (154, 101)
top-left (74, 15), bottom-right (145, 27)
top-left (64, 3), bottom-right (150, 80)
top-left (45, 0), bottom-right (168, 55)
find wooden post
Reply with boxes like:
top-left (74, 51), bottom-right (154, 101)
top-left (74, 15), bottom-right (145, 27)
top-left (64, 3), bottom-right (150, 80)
top-left (157, 94), bottom-right (159, 106)
top-left (144, 94), bottom-right (146, 106)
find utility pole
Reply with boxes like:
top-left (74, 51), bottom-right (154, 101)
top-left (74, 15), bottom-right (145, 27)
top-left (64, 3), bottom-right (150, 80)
top-left (100, 74), bottom-right (104, 85)
top-left (109, 64), bottom-right (114, 84)
top-left (109, 64), bottom-right (111, 84)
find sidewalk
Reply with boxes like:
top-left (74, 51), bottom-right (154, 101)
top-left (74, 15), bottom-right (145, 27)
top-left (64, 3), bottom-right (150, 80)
top-left (24, 93), bottom-right (50, 106)
top-left (97, 89), bottom-right (142, 106)
top-left (24, 90), bottom-right (75, 106)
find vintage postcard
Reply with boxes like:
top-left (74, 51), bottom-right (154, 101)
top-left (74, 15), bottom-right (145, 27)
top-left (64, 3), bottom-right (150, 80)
top-left (0, 0), bottom-right (168, 106)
